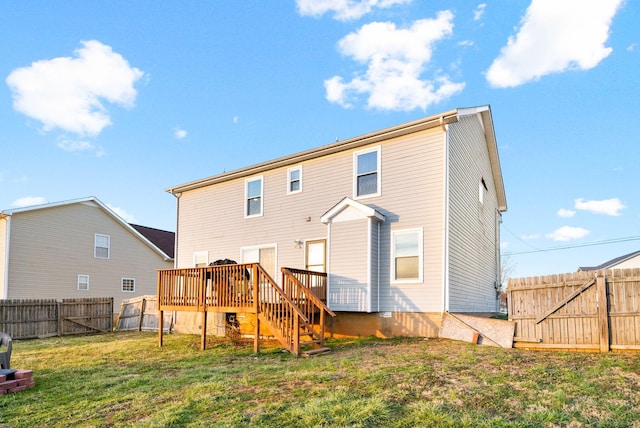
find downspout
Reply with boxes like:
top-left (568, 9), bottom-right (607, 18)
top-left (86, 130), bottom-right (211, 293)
top-left (2, 215), bottom-right (10, 299)
top-left (442, 122), bottom-right (450, 313)
top-left (170, 191), bottom-right (181, 268)
top-left (377, 221), bottom-right (380, 313)
top-left (366, 217), bottom-right (372, 313)
top-left (495, 209), bottom-right (502, 312)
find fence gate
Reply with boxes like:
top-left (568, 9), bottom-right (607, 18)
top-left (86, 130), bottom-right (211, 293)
top-left (508, 268), bottom-right (640, 352)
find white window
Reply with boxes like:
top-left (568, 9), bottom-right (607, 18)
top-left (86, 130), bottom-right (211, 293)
top-left (287, 166), bottom-right (302, 194)
top-left (193, 251), bottom-right (209, 267)
top-left (245, 176), bottom-right (263, 218)
top-left (354, 146), bottom-right (381, 198)
top-left (391, 228), bottom-right (423, 283)
top-left (121, 278), bottom-right (135, 292)
top-left (78, 274), bottom-right (90, 291)
top-left (94, 234), bottom-right (110, 259)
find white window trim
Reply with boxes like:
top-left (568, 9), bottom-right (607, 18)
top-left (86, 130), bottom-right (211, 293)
top-left (78, 274), bottom-right (90, 291)
top-left (391, 228), bottom-right (423, 284)
top-left (244, 175), bottom-right (264, 218)
top-left (121, 277), bottom-right (136, 293)
top-left (240, 243), bottom-right (278, 282)
top-left (193, 251), bottom-right (209, 267)
top-left (287, 165), bottom-right (302, 195)
top-left (353, 146), bottom-right (381, 199)
top-left (94, 233), bottom-right (110, 259)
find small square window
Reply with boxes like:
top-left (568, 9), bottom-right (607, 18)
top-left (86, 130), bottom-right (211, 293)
top-left (95, 234), bottom-right (110, 259)
top-left (287, 166), bottom-right (302, 194)
top-left (122, 278), bottom-right (135, 292)
top-left (78, 274), bottom-right (89, 291)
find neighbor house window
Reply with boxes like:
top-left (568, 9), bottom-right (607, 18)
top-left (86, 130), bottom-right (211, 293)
top-left (78, 274), bottom-right (89, 291)
top-left (354, 146), bottom-right (380, 198)
top-left (121, 278), bottom-right (135, 292)
top-left (391, 228), bottom-right (423, 283)
top-left (94, 234), bottom-right (110, 259)
top-left (287, 166), bottom-right (302, 194)
top-left (245, 176), bottom-right (263, 217)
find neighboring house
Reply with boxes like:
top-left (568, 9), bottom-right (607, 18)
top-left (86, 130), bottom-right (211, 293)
top-left (578, 250), bottom-right (640, 272)
top-left (0, 197), bottom-right (174, 311)
top-left (166, 105), bottom-right (507, 338)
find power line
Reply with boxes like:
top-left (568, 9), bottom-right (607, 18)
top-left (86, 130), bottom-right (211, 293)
top-left (503, 235), bottom-right (640, 256)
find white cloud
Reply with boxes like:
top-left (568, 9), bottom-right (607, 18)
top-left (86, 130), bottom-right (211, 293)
top-left (174, 127), bottom-right (188, 140)
top-left (107, 204), bottom-right (137, 223)
top-left (546, 226), bottom-right (590, 242)
top-left (57, 136), bottom-right (95, 152)
top-left (574, 197), bottom-right (625, 216)
top-left (486, 0), bottom-right (623, 88)
top-left (233, 116), bottom-right (239, 124)
top-left (6, 40), bottom-right (144, 137)
top-left (627, 43), bottom-right (637, 52)
top-left (296, 0), bottom-right (411, 21)
top-left (521, 233), bottom-right (540, 240)
top-left (458, 40), bottom-right (474, 47)
top-left (12, 196), bottom-right (47, 208)
top-left (325, 12), bottom-right (465, 111)
top-left (557, 208), bottom-right (576, 218)
top-left (474, 3), bottom-right (486, 21)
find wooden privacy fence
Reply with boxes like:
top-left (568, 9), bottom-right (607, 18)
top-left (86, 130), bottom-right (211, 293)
top-left (0, 297), bottom-right (113, 339)
top-left (508, 268), bottom-right (640, 352)
top-left (115, 295), bottom-right (172, 332)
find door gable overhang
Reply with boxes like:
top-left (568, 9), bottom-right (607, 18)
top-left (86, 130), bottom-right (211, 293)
top-left (320, 197), bottom-right (385, 224)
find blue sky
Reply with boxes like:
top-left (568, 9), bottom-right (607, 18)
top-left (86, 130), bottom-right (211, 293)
top-left (1, 0), bottom-right (638, 279)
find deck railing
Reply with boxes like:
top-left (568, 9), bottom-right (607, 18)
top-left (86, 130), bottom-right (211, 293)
top-left (157, 264), bottom-right (334, 355)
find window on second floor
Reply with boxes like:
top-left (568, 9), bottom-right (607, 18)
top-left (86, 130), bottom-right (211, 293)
top-left (354, 146), bottom-right (380, 198)
top-left (287, 166), bottom-right (302, 194)
top-left (94, 234), bottom-right (110, 259)
top-left (245, 176), bottom-right (263, 218)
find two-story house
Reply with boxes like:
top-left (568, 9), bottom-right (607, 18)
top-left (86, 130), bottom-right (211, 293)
top-left (0, 197), bottom-right (174, 311)
top-left (165, 105), bottom-right (507, 338)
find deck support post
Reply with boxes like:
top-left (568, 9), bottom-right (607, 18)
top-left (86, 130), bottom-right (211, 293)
top-left (253, 264), bottom-right (260, 354)
top-left (201, 310), bottom-right (207, 351)
top-left (158, 309), bottom-right (164, 347)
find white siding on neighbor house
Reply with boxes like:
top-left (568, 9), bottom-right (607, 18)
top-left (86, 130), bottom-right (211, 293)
top-left (176, 125), bottom-right (448, 313)
top-left (4, 201), bottom-right (172, 309)
top-left (612, 255), bottom-right (640, 269)
top-left (447, 115), bottom-right (500, 313)
top-left (0, 217), bottom-right (7, 298)
top-left (327, 219), bottom-right (370, 312)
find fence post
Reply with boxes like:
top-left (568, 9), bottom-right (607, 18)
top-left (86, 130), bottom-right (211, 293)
top-left (596, 275), bottom-right (610, 352)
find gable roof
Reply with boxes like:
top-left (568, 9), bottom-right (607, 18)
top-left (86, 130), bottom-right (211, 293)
top-left (130, 224), bottom-right (175, 259)
top-left (578, 250), bottom-right (640, 272)
top-left (166, 105), bottom-right (507, 212)
top-left (321, 197), bottom-right (385, 224)
top-left (1, 196), bottom-right (174, 261)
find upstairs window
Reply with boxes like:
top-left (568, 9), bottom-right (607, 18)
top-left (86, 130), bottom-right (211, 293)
top-left (287, 166), bottom-right (302, 194)
top-left (94, 234), bottom-right (110, 259)
top-left (121, 278), bottom-right (135, 292)
top-left (245, 176), bottom-right (263, 218)
top-left (354, 146), bottom-right (380, 198)
top-left (391, 228), bottom-right (423, 283)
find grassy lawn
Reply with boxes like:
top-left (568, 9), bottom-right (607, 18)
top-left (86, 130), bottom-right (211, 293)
top-left (1, 332), bottom-right (640, 427)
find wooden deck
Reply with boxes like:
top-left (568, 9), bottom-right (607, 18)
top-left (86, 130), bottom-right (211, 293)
top-left (157, 264), bottom-right (335, 356)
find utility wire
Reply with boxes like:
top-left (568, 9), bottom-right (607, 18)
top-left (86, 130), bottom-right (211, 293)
top-left (503, 235), bottom-right (640, 256)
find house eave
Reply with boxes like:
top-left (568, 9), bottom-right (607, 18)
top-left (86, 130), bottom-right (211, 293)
top-left (166, 109), bottom-right (461, 195)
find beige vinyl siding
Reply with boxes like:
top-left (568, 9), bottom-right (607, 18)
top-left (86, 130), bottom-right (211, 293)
top-left (176, 125), bottom-right (447, 313)
top-left (5, 202), bottom-right (172, 309)
top-left (447, 115), bottom-right (500, 313)
top-left (327, 220), bottom-right (370, 311)
top-left (0, 217), bottom-right (7, 298)
top-left (613, 255), bottom-right (640, 269)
